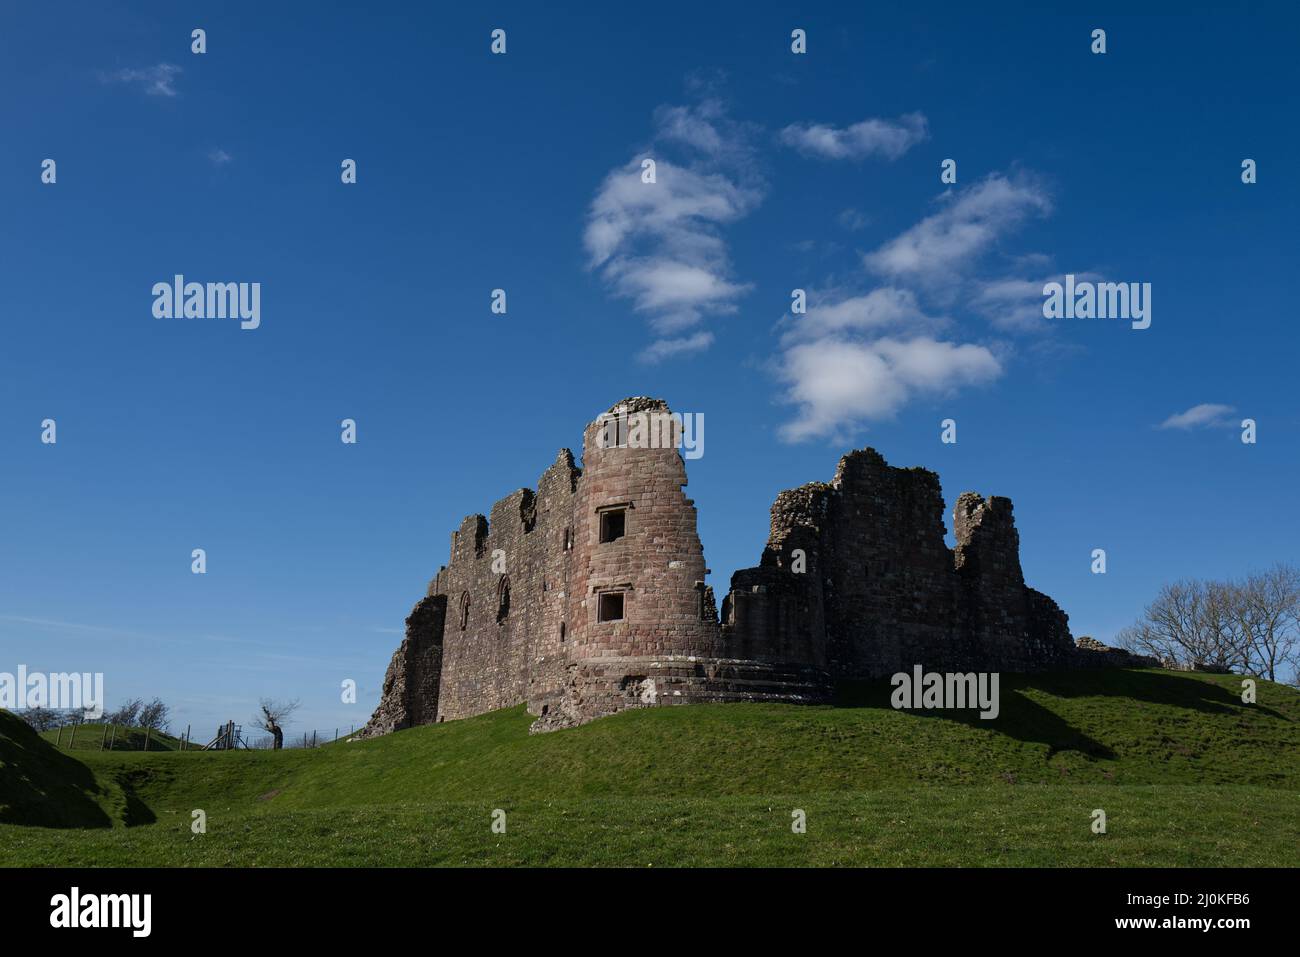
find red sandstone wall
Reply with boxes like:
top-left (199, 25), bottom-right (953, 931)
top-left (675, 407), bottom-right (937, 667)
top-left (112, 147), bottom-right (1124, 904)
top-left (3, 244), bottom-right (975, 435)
top-left (432, 452), bottom-right (580, 721)
top-left (565, 399), bottom-right (723, 663)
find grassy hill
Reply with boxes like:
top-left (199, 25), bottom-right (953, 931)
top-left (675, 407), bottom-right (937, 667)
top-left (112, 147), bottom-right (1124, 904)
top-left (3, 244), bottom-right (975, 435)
top-left (0, 714), bottom-right (154, 828)
top-left (3, 668), bottom-right (1299, 866)
top-left (38, 723), bottom-right (188, 752)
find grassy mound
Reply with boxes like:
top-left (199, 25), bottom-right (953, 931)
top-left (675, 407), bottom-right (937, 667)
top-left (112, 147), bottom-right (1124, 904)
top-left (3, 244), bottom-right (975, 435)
top-left (39, 723), bottom-right (188, 752)
top-left (3, 668), bottom-right (1298, 866)
top-left (0, 710), bottom-right (153, 828)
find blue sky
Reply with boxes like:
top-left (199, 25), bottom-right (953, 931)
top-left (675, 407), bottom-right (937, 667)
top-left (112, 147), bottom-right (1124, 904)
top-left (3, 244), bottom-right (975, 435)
top-left (2, 2), bottom-right (1297, 735)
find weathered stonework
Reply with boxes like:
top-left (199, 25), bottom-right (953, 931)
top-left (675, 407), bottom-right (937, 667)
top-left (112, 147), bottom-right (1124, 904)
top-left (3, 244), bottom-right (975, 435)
top-left (361, 398), bottom-right (1148, 737)
top-left (1074, 635), bottom-right (1161, 669)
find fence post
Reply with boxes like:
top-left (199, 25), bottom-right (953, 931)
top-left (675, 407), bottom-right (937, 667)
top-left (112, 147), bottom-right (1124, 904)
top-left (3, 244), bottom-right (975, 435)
top-left (108, 725), bottom-right (116, 751)
top-left (69, 722), bottom-right (77, 748)
top-left (100, 724), bottom-right (109, 751)
top-left (144, 726), bottom-right (151, 752)
top-left (55, 725), bottom-right (63, 747)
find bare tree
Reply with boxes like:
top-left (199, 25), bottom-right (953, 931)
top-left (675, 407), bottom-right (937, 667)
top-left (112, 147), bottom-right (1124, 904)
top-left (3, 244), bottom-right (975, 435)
top-left (18, 707), bottom-right (65, 732)
top-left (1234, 564), bottom-right (1300, 681)
top-left (1120, 564), bottom-right (1300, 680)
top-left (138, 698), bottom-right (171, 733)
top-left (252, 698), bottom-right (300, 750)
top-left (1119, 579), bottom-right (1238, 669)
top-left (105, 698), bottom-right (144, 727)
top-left (1202, 580), bottom-right (1252, 670)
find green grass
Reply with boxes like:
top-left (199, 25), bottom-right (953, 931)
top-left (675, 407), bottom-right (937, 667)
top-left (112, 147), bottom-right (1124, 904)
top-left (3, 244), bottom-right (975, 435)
top-left (38, 723), bottom-right (188, 752)
top-left (3, 668), bottom-right (1298, 867)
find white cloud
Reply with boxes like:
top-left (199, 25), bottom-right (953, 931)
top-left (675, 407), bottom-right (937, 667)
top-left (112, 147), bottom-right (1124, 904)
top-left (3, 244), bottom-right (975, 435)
top-left (1158, 403), bottom-right (1237, 430)
top-left (653, 100), bottom-right (738, 157)
top-left (778, 336), bottom-right (1002, 442)
top-left (785, 287), bottom-right (940, 342)
top-left (779, 112), bottom-right (928, 161)
top-left (99, 63), bottom-right (182, 97)
top-left (584, 101), bottom-right (763, 359)
top-left (865, 173), bottom-right (1051, 282)
top-left (973, 270), bottom-right (1107, 333)
top-left (775, 171), bottom-right (1055, 441)
top-left (971, 277), bottom-right (1048, 332)
top-left (584, 160), bottom-right (758, 270)
top-left (639, 331), bottom-right (715, 363)
top-left (208, 148), bottom-right (232, 166)
top-left (602, 257), bottom-right (748, 332)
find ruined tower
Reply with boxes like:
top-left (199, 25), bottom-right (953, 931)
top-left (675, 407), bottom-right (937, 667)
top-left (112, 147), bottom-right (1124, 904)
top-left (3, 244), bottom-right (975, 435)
top-left (534, 398), bottom-right (824, 728)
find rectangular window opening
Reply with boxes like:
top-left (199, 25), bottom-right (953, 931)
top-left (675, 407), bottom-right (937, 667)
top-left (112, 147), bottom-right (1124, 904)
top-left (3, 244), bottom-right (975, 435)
top-left (599, 509), bottom-right (626, 544)
top-left (598, 592), bottom-right (625, 622)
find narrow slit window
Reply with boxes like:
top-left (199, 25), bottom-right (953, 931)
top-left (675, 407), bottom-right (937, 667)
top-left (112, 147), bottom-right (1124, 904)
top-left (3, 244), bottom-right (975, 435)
top-left (496, 577), bottom-right (511, 622)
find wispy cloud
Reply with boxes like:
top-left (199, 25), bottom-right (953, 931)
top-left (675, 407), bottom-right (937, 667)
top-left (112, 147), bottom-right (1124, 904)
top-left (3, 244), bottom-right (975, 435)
top-left (972, 269), bottom-right (1107, 333)
top-left (775, 173), bottom-right (1054, 441)
top-left (640, 330), bottom-right (715, 362)
top-left (864, 173), bottom-right (1051, 284)
top-left (0, 614), bottom-right (131, 635)
top-left (584, 98), bottom-right (764, 361)
top-left (1159, 403), bottom-right (1237, 430)
top-left (837, 207), bottom-right (871, 231)
top-left (779, 112), bottom-right (928, 161)
top-left (99, 63), bottom-right (182, 97)
top-left (208, 148), bottom-right (232, 166)
top-left (786, 287), bottom-right (942, 341)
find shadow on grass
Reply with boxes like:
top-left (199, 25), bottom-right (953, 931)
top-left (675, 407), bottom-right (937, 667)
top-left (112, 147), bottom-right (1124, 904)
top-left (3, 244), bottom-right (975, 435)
top-left (1022, 668), bottom-right (1290, 722)
top-left (833, 677), bottom-right (1116, 760)
top-left (829, 667), bottom-right (1295, 759)
top-left (0, 712), bottom-right (112, 828)
top-left (112, 768), bottom-right (160, 827)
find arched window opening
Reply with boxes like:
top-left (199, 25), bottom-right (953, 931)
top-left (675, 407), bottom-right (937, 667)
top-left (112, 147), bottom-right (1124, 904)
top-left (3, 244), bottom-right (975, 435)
top-left (497, 577), bottom-right (511, 622)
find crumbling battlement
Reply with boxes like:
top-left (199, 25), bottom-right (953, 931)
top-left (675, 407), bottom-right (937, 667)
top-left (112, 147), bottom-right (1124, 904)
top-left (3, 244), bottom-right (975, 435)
top-left (361, 398), bottom-right (1141, 737)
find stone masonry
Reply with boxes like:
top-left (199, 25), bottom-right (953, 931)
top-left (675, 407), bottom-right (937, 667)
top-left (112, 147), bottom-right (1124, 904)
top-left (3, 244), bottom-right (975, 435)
top-left (362, 398), bottom-right (1146, 736)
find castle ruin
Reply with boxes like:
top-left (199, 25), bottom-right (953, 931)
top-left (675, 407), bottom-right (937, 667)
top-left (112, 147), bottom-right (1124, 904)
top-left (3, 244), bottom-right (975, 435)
top-left (363, 397), bottom-right (1131, 736)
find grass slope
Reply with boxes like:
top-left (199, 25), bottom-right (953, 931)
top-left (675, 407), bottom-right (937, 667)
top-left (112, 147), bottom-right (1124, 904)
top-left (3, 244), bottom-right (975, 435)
top-left (39, 723), bottom-right (187, 752)
top-left (0, 715), bottom-right (152, 828)
top-left (3, 668), bottom-right (1298, 867)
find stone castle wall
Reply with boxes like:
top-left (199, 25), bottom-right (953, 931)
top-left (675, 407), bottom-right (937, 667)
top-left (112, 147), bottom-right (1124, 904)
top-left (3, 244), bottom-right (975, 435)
top-left (362, 397), bottom-right (1144, 737)
top-left (423, 450), bottom-right (580, 723)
